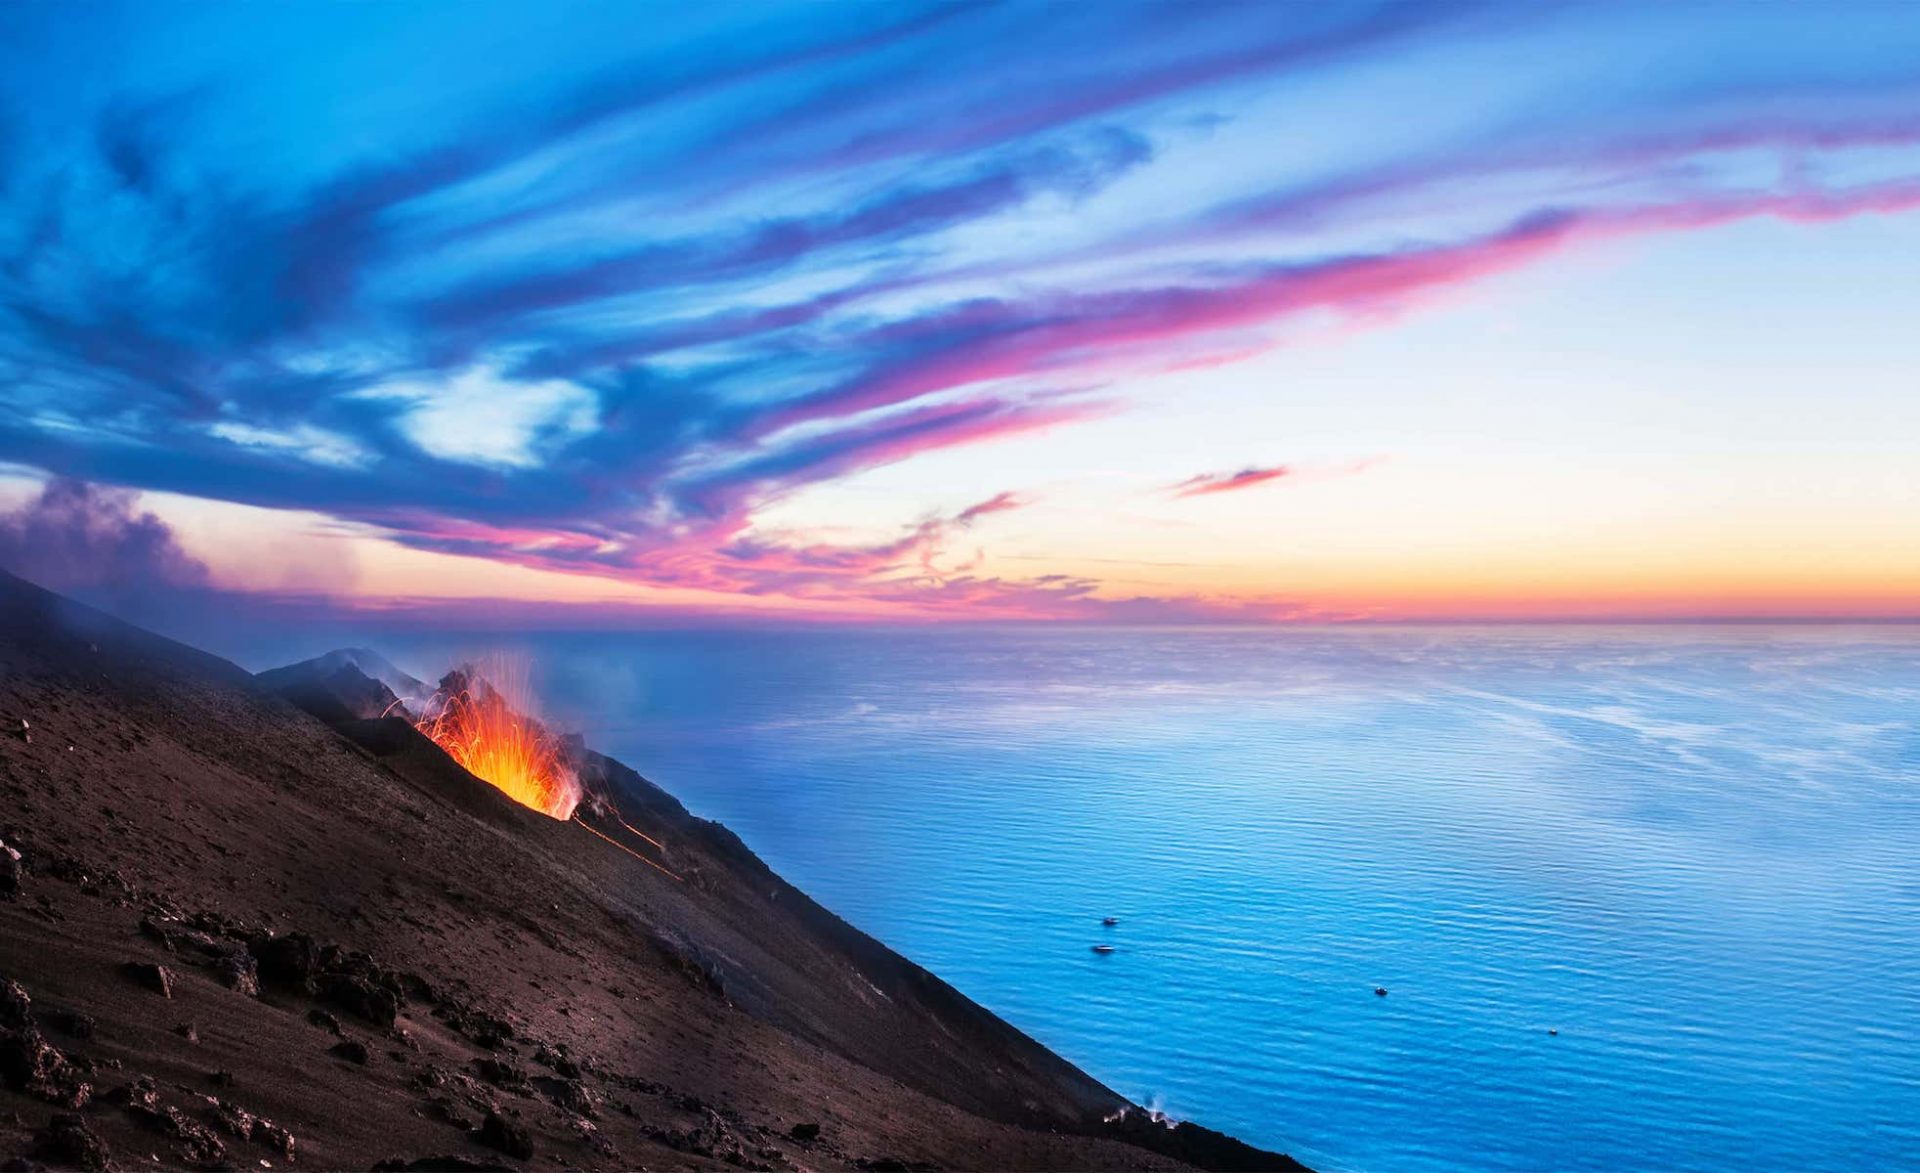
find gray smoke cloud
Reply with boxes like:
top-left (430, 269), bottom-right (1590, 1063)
top-left (0, 477), bottom-right (213, 614)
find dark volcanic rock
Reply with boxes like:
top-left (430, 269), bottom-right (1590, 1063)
top-left (0, 980), bottom-right (29, 1030)
top-left (419, 1094), bottom-right (471, 1129)
top-left (32, 1114), bottom-right (109, 1172)
top-left (546, 1077), bottom-right (597, 1117)
top-left (205, 1095), bottom-right (258, 1141)
top-left (317, 972), bottom-right (400, 1028)
top-left (157, 1107), bottom-right (226, 1165)
top-left (0, 838), bottom-right (20, 895)
top-left (473, 1111), bottom-right (533, 1160)
top-left (1105, 1110), bottom-right (1310, 1172)
top-left (122, 1080), bottom-right (228, 1167)
top-left (120, 961), bottom-right (173, 997)
top-left (307, 1008), bottom-right (344, 1035)
top-left (396, 971), bottom-right (439, 1004)
top-left (472, 1057), bottom-right (531, 1094)
top-left (200, 1094), bottom-right (296, 1159)
top-left (433, 1000), bottom-right (513, 1049)
top-left (645, 1109), bottom-right (759, 1166)
top-left (215, 949), bottom-right (260, 996)
top-left (0, 1027), bottom-right (92, 1108)
top-left (41, 1008), bottom-right (94, 1040)
top-left (249, 931), bottom-right (321, 986)
top-left (331, 1038), bottom-right (372, 1065)
top-left (139, 915), bottom-right (226, 957)
top-left (531, 1041), bottom-right (579, 1079)
top-left (249, 933), bottom-right (320, 982)
top-left (0, 984), bottom-right (91, 1109)
top-left (113, 1075), bottom-right (163, 1112)
top-left (790, 1121), bottom-right (820, 1142)
top-left (256, 1118), bottom-right (298, 1160)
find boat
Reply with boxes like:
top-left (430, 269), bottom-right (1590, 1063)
top-left (1101, 916), bottom-right (1120, 926)
top-left (1091, 944), bottom-right (1116, 954)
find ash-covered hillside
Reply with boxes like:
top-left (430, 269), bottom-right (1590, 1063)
top-left (0, 569), bottom-right (1304, 1172)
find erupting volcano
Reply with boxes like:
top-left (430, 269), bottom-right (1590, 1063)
top-left (406, 661), bottom-right (581, 820)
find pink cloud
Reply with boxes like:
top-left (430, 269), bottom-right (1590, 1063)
top-left (1171, 466), bottom-right (1293, 498)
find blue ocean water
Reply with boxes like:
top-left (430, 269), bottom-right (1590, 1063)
top-left (377, 626), bottom-right (1920, 1172)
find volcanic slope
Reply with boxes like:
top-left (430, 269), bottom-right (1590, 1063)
top-left (0, 570), bottom-right (1306, 1172)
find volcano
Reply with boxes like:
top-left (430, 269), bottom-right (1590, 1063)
top-left (0, 569), bottom-right (1305, 1172)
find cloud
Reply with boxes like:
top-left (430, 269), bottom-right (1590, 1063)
top-left (1172, 466), bottom-right (1293, 498)
top-left (3, 4), bottom-right (1920, 620)
top-left (0, 477), bottom-right (212, 620)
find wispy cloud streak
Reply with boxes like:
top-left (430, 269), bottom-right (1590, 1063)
top-left (3, 2), bottom-right (1919, 619)
top-left (1173, 467), bottom-right (1294, 498)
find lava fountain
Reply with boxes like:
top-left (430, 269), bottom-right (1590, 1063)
top-left (409, 658), bottom-right (581, 820)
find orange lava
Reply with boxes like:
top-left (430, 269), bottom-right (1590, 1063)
top-left (411, 661), bottom-right (579, 820)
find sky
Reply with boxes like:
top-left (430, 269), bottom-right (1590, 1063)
top-left (3, 0), bottom-right (1919, 628)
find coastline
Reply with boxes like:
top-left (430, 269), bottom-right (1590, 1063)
top-left (0, 569), bottom-right (1304, 1172)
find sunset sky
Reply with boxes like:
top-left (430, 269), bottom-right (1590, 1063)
top-left (3, 0), bottom-right (1918, 624)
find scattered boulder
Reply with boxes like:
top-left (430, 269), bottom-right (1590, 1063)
top-left (121, 961), bottom-right (173, 998)
top-left (419, 1095), bottom-right (471, 1130)
top-left (112, 1075), bottom-right (163, 1113)
top-left (199, 1094), bottom-right (295, 1159)
top-left (139, 916), bottom-right (225, 957)
top-left (434, 1001), bottom-right (512, 1050)
top-left (205, 1095), bottom-right (258, 1141)
top-left (331, 1038), bottom-right (372, 1065)
top-left (154, 1107), bottom-right (227, 1165)
top-left (307, 1008), bottom-right (344, 1035)
top-left (396, 971), bottom-right (439, 1004)
top-left (473, 1111), bottom-right (533, 1161)
top-left (31, 1114), bottom-right (109, 1172)
top-left (317, 973), bottom-right (399, 1028)
top-left (471, 1057), bottom-right (531, 1095)
top-left (173, 1023), bottom-right (199, 1044)
top-left (120, 1078), bottom-right (227, 1166)
top-left (249, 932), bottom-right (320, 987)
top-left (532, 1041), bottom-right (578, 1079)
top-left (547, 1077), bottom-right (597, 1118)
top-left (256, 1118), bottom-right (298, 1160)
top-left (644, 1108), bottom-right (756, 1166)
top-left (790, 1122), bottom-right (821, 1142)
top-left (215, 950), bottom-right (260, 997)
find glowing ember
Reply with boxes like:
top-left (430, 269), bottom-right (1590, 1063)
top-left (409, 660), bottom-right (580, 820)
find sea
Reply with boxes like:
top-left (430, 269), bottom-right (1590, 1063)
top-left (359, 625), bottom-right (1920, 1173)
